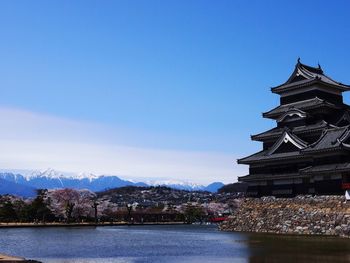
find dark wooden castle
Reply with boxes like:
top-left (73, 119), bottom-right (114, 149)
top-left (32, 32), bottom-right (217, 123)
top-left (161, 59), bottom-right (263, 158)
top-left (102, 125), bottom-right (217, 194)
top-left (238, 59), bottom-right (350, 197)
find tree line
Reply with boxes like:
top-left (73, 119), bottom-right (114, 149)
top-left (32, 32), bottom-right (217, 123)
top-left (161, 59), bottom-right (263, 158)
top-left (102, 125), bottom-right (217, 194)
top-left (0, 189), bottom-right (210, 224)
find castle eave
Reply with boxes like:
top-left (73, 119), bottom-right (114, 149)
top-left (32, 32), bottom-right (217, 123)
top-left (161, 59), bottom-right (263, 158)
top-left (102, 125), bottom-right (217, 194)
top-left (271, 78), bottom-right (350, 94)
top-left (238, 172), bottom-right (305, 182)
top-left (262, 97), bottom-right (340, 119)
top-left (251, 121), bottom-right (329, 141)
top-left (238, 150), bottom-right (305, 165)
top-left (300, 163), bottom-right (350, 175)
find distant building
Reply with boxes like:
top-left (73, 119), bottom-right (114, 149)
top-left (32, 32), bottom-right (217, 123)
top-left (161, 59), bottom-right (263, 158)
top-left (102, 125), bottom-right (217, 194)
top-left (238, 59), bottom-right (350, 197)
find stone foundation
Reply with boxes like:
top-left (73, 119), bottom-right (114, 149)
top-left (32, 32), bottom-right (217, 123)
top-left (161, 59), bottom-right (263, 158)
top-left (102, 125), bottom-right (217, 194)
top-left (220, 196), bottom-right (350, 237)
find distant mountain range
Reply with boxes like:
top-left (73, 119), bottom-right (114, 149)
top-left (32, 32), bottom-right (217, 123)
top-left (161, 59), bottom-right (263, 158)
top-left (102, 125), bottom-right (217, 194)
top-left (0, 178), bottom-right (37, 198)
top-left (0, 168), bottom-right (224, 197)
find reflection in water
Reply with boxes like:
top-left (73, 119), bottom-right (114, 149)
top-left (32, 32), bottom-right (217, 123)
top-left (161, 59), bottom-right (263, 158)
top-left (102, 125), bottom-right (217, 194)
top-left (246, 233), bottom-right (350, 263)
top-left (0, 225), bottom-right (349, 263)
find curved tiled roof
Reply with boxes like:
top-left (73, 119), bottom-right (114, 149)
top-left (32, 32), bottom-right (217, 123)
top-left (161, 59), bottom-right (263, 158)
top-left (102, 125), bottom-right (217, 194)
top-left (301, 125), bottom-right (350, 153)
top-left (240, 126), bottom-right (350, 164)
top-left (251, 120), bottom-right (330, 141)
top-left (300, 163), bottom-right (350, 175)
top-left (335, 111), bottom-right (350, 126)
top-left (262, 97), bottom-right (340, 119)
top-left (271, 59), bottom-right (350, 94)
top-left (238, 172), bottom-right (304, 182)
top-left (277, 108), bottom-right (307, 122)
top-left (267, 131), bottom-right (307, 155)
top-left (238, 131), bottom-right (308, 164)
top-left (237, 149), bottom-right (305, 164)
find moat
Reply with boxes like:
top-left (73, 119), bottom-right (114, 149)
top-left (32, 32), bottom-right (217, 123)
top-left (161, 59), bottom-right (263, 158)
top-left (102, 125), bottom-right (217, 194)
top-left (0, 225), bottom-right (349, 263)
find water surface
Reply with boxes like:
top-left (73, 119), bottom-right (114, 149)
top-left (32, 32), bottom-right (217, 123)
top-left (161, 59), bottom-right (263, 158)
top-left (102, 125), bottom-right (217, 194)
top-left (0, 225), bottom-right (349, 262)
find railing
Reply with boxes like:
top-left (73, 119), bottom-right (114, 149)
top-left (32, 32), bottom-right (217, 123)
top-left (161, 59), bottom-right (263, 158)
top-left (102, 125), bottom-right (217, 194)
top-left (342, 183), bottom-right (350, 190)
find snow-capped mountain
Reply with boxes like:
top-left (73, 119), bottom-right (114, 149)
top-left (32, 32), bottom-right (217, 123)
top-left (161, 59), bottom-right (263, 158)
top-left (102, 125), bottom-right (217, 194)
top-left (146, 179), bottom-right (206, 191)
top-left (0, 169), bottom-right (144, 193)
top-left (0, 168), bottom-right (224, 197)
top-left (24, 168), bottom-right (79, 179)
top-left (145, 179), bottom-right (224, 192)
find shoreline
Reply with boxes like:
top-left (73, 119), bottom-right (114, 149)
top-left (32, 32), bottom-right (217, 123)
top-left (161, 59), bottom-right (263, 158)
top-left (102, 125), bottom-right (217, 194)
top-left (0, 221), bottom-right (186, 229)
top-left (220, 227), bottom-right (349, 239)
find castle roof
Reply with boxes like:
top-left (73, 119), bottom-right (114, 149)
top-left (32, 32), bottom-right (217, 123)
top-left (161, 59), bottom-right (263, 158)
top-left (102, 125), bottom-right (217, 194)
top-left (238, 172), bottom-right (303, 182)
top-left (251, 120), bottom-right (331, 141)
top-left (240, 126), bottom-right (350, 164)
top-left (271, 59), bottom-right (350, 94)
top-left (237, 150), bottom-right (304, 164)
top-left (302, 125), bottom-right (350, 153)
top-left (262, 97), bottom-right (340, 119)
top-left (300, 163), bottom-right (350, 175)
top-left (238, 131), bottom-right (308, 164)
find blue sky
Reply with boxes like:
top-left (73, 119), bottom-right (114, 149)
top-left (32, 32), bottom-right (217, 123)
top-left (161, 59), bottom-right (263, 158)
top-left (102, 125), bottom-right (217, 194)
top-left (0, 1), bottom-right (350, 183)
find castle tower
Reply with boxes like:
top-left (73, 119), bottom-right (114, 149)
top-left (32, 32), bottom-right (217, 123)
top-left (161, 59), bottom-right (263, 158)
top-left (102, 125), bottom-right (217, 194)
top-left (238, 59), bottom-right (350, 197)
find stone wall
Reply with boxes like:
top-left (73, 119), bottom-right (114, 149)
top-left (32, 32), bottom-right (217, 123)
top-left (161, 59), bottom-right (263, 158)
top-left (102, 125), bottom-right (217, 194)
top-left (220, 196), bottom-right (350, 237)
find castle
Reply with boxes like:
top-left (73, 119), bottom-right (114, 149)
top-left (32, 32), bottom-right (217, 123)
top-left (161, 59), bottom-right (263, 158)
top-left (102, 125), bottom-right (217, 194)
top-left (238, 59), bottom-right (350, 197)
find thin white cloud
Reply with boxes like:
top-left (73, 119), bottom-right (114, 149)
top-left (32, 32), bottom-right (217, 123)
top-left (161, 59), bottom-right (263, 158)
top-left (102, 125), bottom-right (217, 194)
top-left (0, 107), bottom-right (246, 184)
